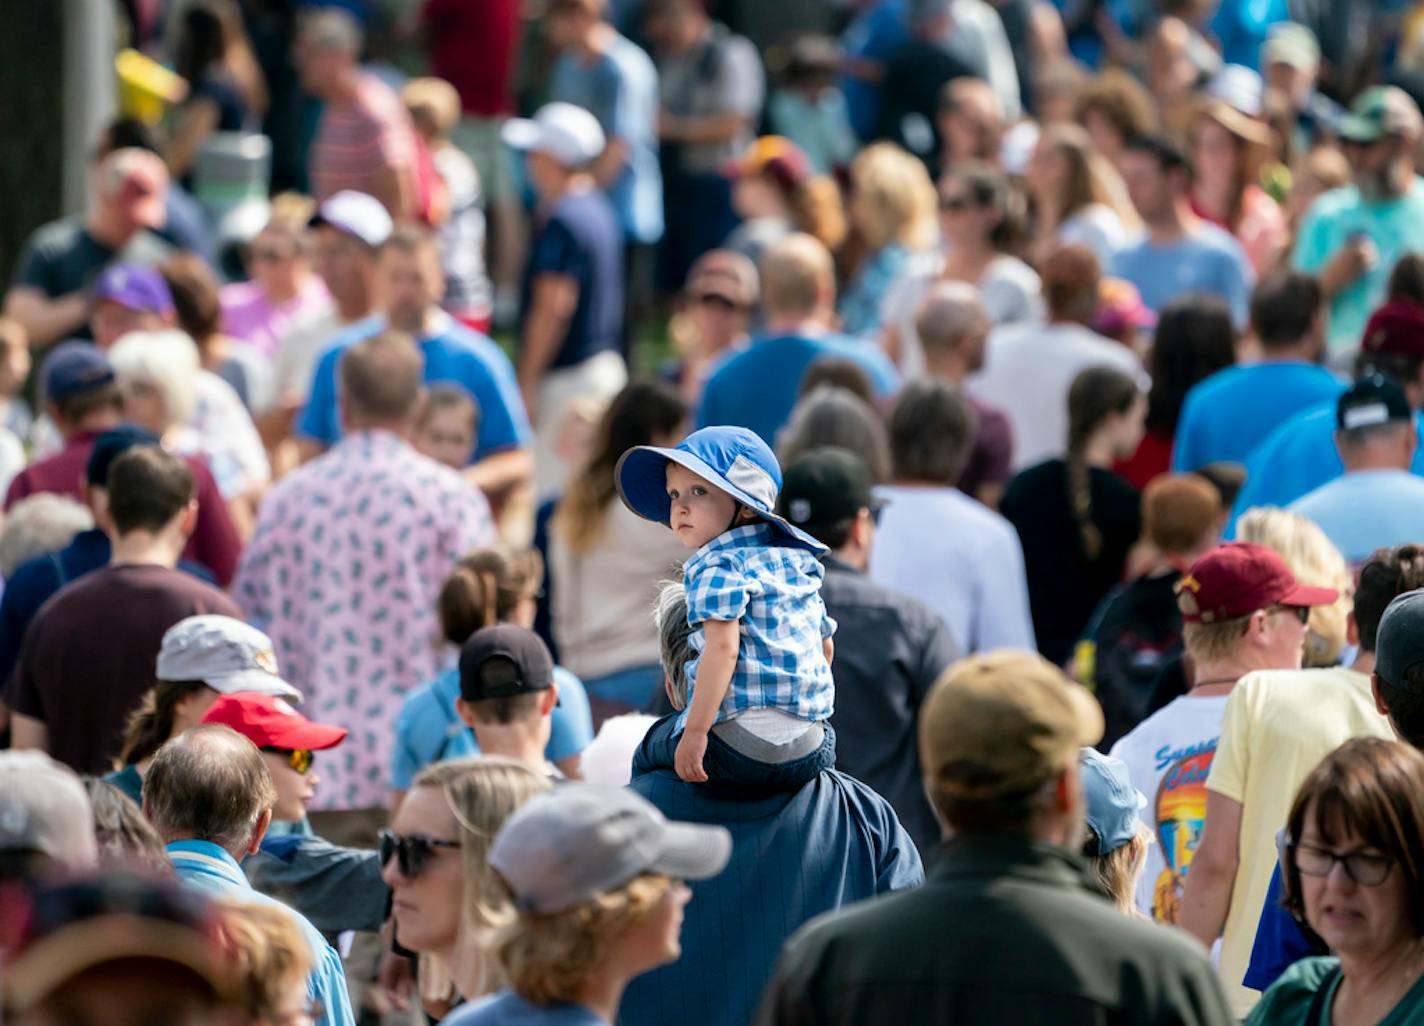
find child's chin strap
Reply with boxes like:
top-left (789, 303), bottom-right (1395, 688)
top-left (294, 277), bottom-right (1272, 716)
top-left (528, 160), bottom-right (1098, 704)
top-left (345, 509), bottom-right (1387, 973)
top-left (725, 502), bottom-right (746, 533)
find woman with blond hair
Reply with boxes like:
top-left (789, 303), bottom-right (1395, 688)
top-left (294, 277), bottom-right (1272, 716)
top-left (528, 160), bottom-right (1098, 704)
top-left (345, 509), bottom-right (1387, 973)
top-left (382, 757), bottom-right (553, 1018)
top-left (390, 546), bottom-right (593, 805)
top-left (446, 784), bottom-right (730, 1025)
top-left (1025, 123), bottom-right (1139, 268)
top-left (1236, 507), bottom-right (1352, 668)
top-left (839, 142), bottom-right (938, 337)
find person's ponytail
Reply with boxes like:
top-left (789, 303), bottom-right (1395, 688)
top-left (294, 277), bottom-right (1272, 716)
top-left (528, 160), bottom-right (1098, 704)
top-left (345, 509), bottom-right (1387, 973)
top-left (119, 680), bottom-right (209, 766)
top-left (438, 547), bottom-right (544, 646)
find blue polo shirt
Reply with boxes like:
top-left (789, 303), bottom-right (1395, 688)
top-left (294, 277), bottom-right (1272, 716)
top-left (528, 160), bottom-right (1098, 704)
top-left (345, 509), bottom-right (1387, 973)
top-left (389, 666), bottom-right (594, 790)
top-left (296, 312), bottom-right (531, 460)
top-left (696, 331), bottom-right (900, 446)
top-left (1228, 407), bottom-right (1424, 530)
top-left (1171, 362), bottom-right (1345, 471)
top-left (517, 188), bottom-right (624, 370)
top-left (168, 840), bottom-right (355, 1026)
top-left (620, 725), bottom-right (923, 1026)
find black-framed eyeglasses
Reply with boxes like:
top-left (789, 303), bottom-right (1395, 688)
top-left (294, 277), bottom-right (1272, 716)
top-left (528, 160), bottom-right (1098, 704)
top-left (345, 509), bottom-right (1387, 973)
top-left (379, 829), bottom-right (461, 879)
top-left (1290, 842), bottom-right (1395, 886)
top-left (261, 747), bottom-right (314, 775)
top-left (1268, 605), bottom-right (1312, 625)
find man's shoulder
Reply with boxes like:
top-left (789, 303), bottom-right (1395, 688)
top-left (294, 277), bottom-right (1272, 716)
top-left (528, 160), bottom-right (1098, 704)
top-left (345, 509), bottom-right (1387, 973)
top-left (23, 215), bottom-right (86, 256)
top-left (430, 321), bottom-right (515, 373)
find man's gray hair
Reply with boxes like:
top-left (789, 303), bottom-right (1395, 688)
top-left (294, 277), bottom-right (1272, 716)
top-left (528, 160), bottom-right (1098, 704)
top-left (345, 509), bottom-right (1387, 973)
top-left (144, 725), bottom-right (276, 855)
top-left (0, 494), bottom-right (93, 578)
top-left (655, 580), bottom-right (694, 711)
top-left (914, 280), bottom-right (987, 356)
top-left (299, 6), bottom-right (363, 56)
top-left (778, 385), bottom-right (891, 482)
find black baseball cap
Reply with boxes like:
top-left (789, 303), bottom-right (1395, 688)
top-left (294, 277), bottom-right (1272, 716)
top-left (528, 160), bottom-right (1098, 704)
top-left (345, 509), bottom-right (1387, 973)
top-left (777, 447), bottom-right (883, 540)
top-left (1337, 374), bottom-right (1412, 431)
top-left (459, 624), bottom-right (555, 702)
top-left (1375, 589), bottom-right (1424, 688)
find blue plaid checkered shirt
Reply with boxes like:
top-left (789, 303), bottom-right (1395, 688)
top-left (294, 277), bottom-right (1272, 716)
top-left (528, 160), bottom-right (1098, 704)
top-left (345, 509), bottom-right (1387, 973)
top-left (679, 522), bottom-right (836, 730)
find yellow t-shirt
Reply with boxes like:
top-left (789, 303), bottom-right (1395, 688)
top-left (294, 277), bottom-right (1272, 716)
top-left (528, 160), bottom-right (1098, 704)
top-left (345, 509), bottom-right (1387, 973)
top-left (1206, 666), bottom-right (1394, 1017)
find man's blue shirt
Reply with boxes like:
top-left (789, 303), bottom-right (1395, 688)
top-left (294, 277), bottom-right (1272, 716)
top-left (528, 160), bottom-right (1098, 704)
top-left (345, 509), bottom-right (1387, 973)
top-left (296, 312), bottom-right (531, 460)
top-left (1228, 407), bottom-right (1424, 530)
top-left (389, 666), bottom-right (594, 790)
top-left (1171, 362), bottom-right (1344, 471)
top-left (620, 722), bottom-right (923, 1026)
top-left (168, 839), bottom-right (356, 1026)
top-left (696, 331), bottom-right (900, 446)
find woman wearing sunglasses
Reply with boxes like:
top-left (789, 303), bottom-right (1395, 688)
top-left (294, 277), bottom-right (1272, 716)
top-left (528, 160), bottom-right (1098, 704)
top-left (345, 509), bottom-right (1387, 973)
top-left (382, 756), bottom-right (551, 1017)
top-left (1248, 737), bottom-right (1424, 1025)
top-left (445, 784), bottom-right (730, 1026)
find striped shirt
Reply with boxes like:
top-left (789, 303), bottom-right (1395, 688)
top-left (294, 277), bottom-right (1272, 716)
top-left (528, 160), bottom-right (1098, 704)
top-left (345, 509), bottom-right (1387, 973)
top-left (310, 73), bottom-right (417, 205)
top-left (680, 522), bottom-right (835, 728)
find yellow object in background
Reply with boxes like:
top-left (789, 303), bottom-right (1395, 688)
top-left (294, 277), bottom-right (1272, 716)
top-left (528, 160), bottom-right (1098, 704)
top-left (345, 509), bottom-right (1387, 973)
top-left (116, 48), bottom-right (186, 125)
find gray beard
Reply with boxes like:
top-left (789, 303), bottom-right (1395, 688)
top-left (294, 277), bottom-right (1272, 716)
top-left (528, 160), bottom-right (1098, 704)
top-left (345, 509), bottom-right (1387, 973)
top-left (1360, 163), bottom-right (1410, 202)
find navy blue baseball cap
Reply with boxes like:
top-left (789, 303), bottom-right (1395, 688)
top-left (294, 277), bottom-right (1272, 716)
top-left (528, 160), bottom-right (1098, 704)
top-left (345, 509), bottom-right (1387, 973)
top-left (1081, 748), bottom-right (1146, 855)
top-left (615, 425), bottom-right (827, 553)
top-left (86, 424), bottom-right (162, 487)
top-left (41, 341), bottom-right (115, 403)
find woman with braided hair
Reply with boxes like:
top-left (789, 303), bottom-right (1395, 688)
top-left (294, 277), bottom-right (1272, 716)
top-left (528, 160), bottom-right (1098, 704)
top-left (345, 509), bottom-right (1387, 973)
top-left (1001, 365), bottom-right (1147, 666)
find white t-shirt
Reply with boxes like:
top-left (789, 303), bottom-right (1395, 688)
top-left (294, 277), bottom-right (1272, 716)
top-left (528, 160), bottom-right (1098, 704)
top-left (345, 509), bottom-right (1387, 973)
top-left (1110, 693), bottom-right (1230, 928)
top-left (968, 319), bottom-right (1146, 471)
top-left (880, 252), bottom-right (1045, 379)
top-left (1059, 204), bottom-right (1133, 268)
top-left (868, 484), bottom-right (1035, 654)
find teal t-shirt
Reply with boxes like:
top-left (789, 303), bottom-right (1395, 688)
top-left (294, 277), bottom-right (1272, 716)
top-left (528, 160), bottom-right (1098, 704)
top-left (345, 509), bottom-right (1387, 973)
top-left (1247, 956), bottom-right (1424, 1026)
top-left (1293, 179), bottom-right (1424, 358)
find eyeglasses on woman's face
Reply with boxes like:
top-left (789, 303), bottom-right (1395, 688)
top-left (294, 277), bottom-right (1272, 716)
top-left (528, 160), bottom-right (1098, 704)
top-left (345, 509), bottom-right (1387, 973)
top-left (1291, 842), bottom-right (1395, 886)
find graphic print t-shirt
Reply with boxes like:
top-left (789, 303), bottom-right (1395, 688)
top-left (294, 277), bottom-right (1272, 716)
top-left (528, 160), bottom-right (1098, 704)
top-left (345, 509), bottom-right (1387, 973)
top-left (1110, 694), bottom-right (1229, 925)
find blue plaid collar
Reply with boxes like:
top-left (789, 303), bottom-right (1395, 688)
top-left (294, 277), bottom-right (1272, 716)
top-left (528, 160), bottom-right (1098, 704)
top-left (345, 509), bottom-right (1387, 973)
top-left (695, 522), bottom-right (772, 559)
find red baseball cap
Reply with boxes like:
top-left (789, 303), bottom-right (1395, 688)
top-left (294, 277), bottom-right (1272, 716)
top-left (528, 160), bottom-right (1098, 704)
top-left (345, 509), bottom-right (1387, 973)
top-left (1361, 299), bottom-right (1424, 358)
top-left (1175, 542), bottom-right (1338, 624)
top-left (200, 693), bottom-right (347, 750)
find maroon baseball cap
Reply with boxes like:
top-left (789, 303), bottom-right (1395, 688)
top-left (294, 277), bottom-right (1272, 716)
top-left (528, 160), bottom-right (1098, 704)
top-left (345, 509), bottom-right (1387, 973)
top-left (1175, 542), bottom-right (1338, 624)
top-left (1361, 299), bottom-right (1424, 358)
top-left (200, 693), bottom-right (347, 750)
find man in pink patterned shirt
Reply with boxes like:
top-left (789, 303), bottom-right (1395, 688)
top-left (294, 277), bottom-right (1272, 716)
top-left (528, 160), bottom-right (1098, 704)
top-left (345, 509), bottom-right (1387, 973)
top-left (297, 8), bottom-right (420, 220)
top-left (235, 330), bottom-right (494, 836)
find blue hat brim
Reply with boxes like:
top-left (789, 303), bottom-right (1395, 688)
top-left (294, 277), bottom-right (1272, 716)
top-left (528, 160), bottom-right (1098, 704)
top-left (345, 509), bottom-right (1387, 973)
top-left (615, 445), bottom-right (827, 554)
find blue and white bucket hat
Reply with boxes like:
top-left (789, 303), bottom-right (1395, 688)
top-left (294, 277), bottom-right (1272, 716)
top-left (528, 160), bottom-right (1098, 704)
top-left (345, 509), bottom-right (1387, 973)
top-left (615, 426), bottom-right (827, 554)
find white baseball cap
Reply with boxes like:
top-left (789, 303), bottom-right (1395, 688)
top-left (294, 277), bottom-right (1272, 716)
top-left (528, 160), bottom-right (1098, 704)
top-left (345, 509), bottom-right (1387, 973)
top-left (501, 102), bottom-right (606, 169)
top-left (310, 190), bottom-right (394, 248)
top-left (156, 615), bottom-right (303, 702)
top-left (0, 752), bottom-right (98, 869)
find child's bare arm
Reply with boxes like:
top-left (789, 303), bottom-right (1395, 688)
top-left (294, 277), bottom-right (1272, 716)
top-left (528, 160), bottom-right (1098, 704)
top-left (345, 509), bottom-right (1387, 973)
top-left (675, 618), bottom-right (741, 782)
top-left (823, 634), bottom-right (834, 668)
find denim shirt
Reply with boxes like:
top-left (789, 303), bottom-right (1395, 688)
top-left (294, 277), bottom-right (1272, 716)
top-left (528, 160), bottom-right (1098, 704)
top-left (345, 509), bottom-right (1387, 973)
top-left (168, 840), bottom-right (356, 1026)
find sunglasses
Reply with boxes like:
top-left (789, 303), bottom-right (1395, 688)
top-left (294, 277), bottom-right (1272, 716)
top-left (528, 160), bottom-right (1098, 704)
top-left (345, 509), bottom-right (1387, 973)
top-left (379, 829), bottom-right (461, 879)
top-left (938, 195), bottom-right (973, 212)
top-left (261, 747), bottom-right (314, 775)
top-left (250, 247), bottom-right (295, 263)
top-left (1268, 605), bottom-right (1311, 625)
top-left (1290, 842), bottom-right (1395, 887)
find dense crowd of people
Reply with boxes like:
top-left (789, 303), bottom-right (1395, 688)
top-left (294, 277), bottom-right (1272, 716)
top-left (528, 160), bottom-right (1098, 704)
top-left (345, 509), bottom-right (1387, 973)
top-left (8, 0), bottom-right (1424, 1023)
